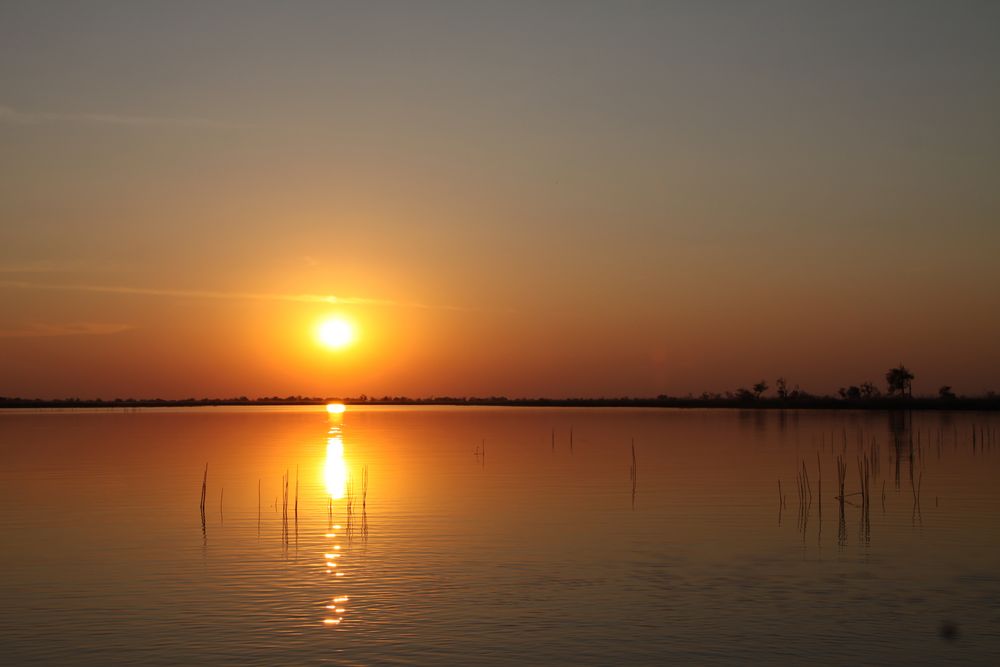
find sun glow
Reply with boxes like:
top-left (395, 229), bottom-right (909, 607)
top-left (317, 318), bottom-right (355, 349)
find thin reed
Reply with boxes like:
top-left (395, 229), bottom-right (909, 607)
top-left (199, 463), bottom-right (208, 514)
top-left (629, 439), bottom-right (638, 508)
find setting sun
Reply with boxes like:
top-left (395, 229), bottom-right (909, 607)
top-left (317, 318), bottom-right (355, 350)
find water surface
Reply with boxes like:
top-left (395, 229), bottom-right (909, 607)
top-left (0, 406), bottom-right (998, 664)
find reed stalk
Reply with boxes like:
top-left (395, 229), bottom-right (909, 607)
top-left (282, 469), bottom-right (289, 543)
top-left (629, 440), bottom-right (637, 483)
top-left (199, 463), bottom-right (208, 514)
top-left (362, 465), bottom-right (369, 512)
top-left (836, 455), bottom-right (846, 501)
top-left (345, 476), bottom-right (355, 540)
top-left (816, 452), bottom-right (822, 519)
top-left (629, 440), bottom-right (638, 508)
top-left (803, 461), bottom-right (812, 505)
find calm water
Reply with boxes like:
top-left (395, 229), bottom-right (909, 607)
top-left (0, 406), bottom-right (998, 665)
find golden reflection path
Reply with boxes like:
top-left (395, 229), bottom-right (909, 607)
top-left (323, 404), bottom-right (350, 627)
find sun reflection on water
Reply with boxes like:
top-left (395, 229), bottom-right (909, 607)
top-left (324, 407), bottom-right (348, 500)
top-left (323, 405), bottom-right (351, 627)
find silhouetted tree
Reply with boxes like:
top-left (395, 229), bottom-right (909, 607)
top-left (859, 381), bottom-right (880, 399)
top-left (839, 386), bottom-right (862, 400)
top-left (775, 377), bottom-right (788, 400)
top-left (788, 384), bottom-right (810, 399)
top-left (734, 388), bottom-right (755, 401)
top-left (885, 364), bottom-right (914, 397)
top-left (752, 380), bottom-right (768, 399)
top-left (938, 385), bottom-right (956, 400)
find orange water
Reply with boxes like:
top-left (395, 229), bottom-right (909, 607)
top-left (0, 406), bottom-right (997, 664)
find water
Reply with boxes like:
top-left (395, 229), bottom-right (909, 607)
top-left (0, 406), bottom-right (998, 664)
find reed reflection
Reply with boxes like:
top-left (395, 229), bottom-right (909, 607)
top-left (777, 414), bottom-right (1000, 548)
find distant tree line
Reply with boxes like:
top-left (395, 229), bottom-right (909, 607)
top-left (1, 364), bottom-right (997, 409)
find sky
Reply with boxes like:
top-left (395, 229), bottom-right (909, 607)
top-left (1, 1), bottom-right (999, 399)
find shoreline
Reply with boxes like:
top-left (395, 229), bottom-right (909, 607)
top-left (2, 397), bottom-right (998, 411)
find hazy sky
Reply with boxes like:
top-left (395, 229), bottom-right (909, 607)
top-left (2, 1), bottom-right (999, 398)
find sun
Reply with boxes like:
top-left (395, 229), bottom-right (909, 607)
top-left (317, 318), bottom-right (355, 349)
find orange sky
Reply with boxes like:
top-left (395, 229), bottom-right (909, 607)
top-left (1, 3), bottom-right (999, 398)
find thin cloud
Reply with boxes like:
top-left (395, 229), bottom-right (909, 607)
top-left (0, 280), bottom-right (465, 311)
top-left (0, 260), bottom-right (97, 274)
top-left (0, 104), bottom-right (251, 129)
top-left (0, 322), bottom-right (134, 339)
